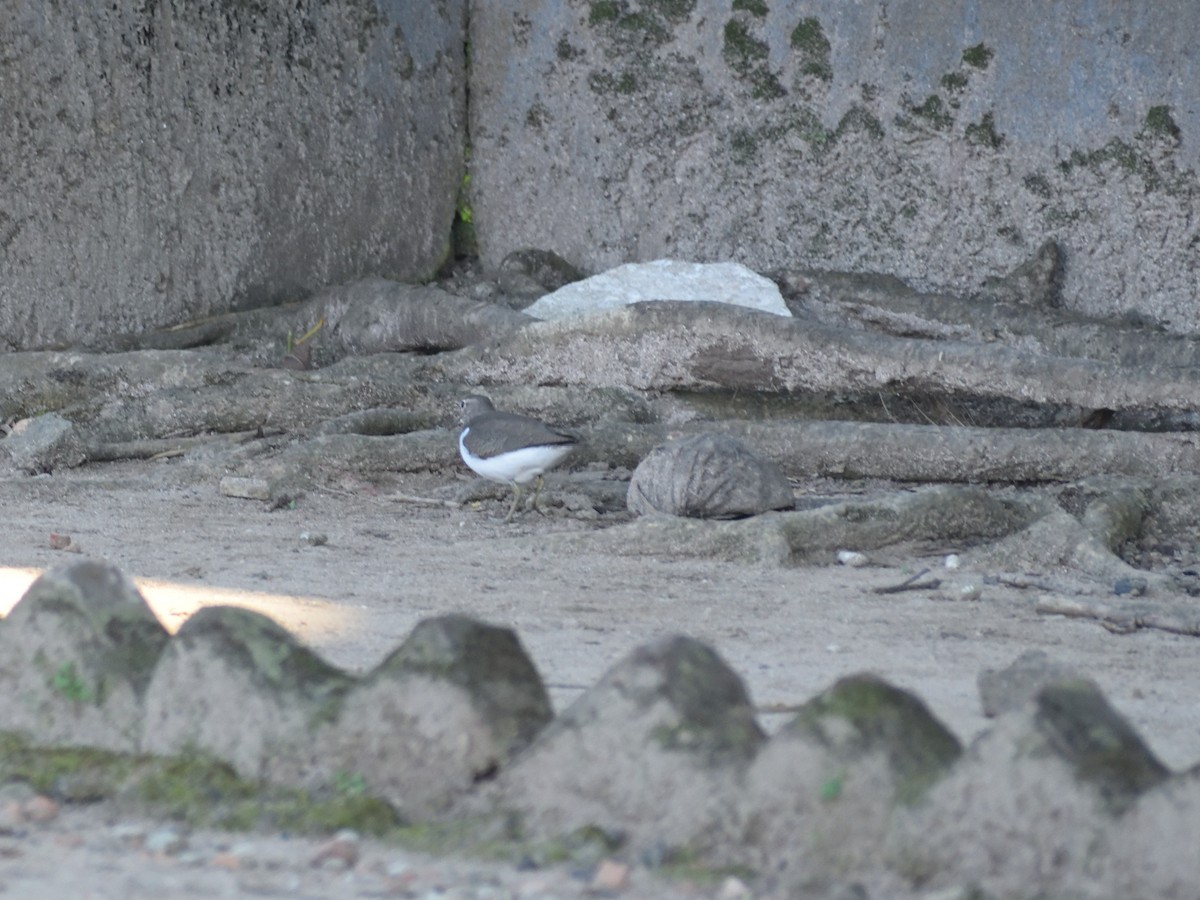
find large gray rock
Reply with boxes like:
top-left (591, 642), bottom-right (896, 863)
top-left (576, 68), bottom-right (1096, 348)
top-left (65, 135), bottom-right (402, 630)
top-left (471, 1), bottom-right (1200, 332)
top-left (628, 432), bottom-right (794, 519)
top-left (0, 561), bottom-right (169, 752)
top-left (1, 2), bottom-right (466, 350)
top-left (0, 413), bottom-right (87, 474)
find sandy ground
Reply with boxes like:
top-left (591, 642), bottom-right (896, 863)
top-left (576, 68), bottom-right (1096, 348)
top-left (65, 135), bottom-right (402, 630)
top-left (2, 456), bottom-right (1200, 895)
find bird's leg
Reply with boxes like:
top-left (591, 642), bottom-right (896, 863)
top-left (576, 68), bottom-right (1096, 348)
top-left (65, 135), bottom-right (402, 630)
top-left (528, 475), bottom-right (547, 514)
top-left (503, 483), bottom-right (524, 523)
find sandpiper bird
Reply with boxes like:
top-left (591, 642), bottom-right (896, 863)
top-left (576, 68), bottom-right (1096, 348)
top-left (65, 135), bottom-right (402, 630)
top-left (457, 394), bottom-right (579, 523)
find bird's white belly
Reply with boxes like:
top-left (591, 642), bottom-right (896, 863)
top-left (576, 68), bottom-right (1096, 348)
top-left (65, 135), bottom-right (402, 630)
top-left (459, 431), bottom-right (573, 485)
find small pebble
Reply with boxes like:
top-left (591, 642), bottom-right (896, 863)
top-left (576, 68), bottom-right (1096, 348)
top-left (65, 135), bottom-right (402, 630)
top-left (145, 826), bottom-right (188, 856)
top-left (22, 796), bottom-right (58, 825)
top-left (300, 531), bottom-right (328, 546)
top-left (719, 874), bottom-right (754, 899)
top-left (836, 550), bottom-right (870, 567)
top-left (1113, 577), bottom-right (1148, 596)
top-left (943, 553), bottom-right (961, 569)
top-left (590, 858), bottom-right (630, 892)
top-left (957, 582), bottom-right (983, 601)
top-left (310, 829), bottom-right (360, 870)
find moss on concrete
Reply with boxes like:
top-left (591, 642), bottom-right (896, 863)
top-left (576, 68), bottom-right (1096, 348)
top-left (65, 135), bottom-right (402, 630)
top-left (788, 674), bottom-right (962, 806)
top-left (587, 1), bottom-right (620, 25)
top-left (965, 111), bottom-right (1004, 148)
top-left (940, 71), bottom-right (969, 93)
top-left (909, 94), bottom-right (953, 130)
top-left (722, 19), bottom-right (766, 68)
top-left (722, 18), bottom-right (785, 98)
top-left (790, 17), bottom-right (832, 81)
top-left (1034, 679), bottom-right (1169, 815)
top-left (0, 731), bottom-right (400, 835)
top-left (588, 69), bottom-right (639, 95)
top-left (1023, 172), bottom-right (1053, 199)
top-left (636, 637), bottom-right (765, 764)
top-left (175, 606), bottom-right (355, 730)
top-left (732, 0), bottom-right (768, 16)
top-left (961, 42), bottom-right (993, 69)
top-left (1142, 104), bottom-right (1181, 141)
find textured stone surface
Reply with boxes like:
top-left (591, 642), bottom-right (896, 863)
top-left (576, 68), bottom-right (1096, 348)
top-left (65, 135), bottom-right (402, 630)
top-left (317, 615), bottom-right (553, 819)
top-left (470, 1), bottom-right (1200, 331)
top-left (977, 650), bottom-right (1082, 718)
top-left (141, 606), bottom-right (355, 783)
top-left (737, 674), bottom-right (961, 882)
top-left (0, 561), bottom-right (169, 752)
top-left (627, 432), bottom-right (795, 519)
top-left (0, 413), bottom-right (87, 474)
top-left (1, 1), bottom-right (466, 350)
top-left (523, 260), bottom-right (791, 320)
top-left (895, 677), bottom-right (1170, 896)
top-left (492, 635), bottom-right (764, 851)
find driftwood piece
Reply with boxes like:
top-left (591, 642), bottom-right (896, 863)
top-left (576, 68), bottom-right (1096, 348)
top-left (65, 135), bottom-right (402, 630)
top-left (427, 301), bottom-right (1200, 417)
top-left (1036, 596), bottom-right (1200, 637)
top-left (784, 259), bottom-right (1198, 371)
top-left (77, 278), bottom-right (533, 361)
top-left (540, 485), bottom-right (1039, 566)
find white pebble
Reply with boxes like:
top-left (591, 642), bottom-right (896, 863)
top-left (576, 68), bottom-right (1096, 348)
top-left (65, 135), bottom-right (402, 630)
top-left (958, 582), bottom-right (983, 601)
top-left (944, 553), bottom-right (961, 569)
top-left (836, 550), bottom-right (869, 567)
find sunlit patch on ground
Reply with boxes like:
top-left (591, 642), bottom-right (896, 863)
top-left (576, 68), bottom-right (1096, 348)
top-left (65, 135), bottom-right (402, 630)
top-left (0, 566), bottom-right (362, 649)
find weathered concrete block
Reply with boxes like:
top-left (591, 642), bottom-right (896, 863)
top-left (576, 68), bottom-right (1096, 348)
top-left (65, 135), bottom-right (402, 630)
top-left (492, 635), bottom-right (764, 851)
top-left (471, 1), bottom-right (1200, 331)
top-left (736, 674), bottom-right (961, 883)
top-left (1, 1), bottom-right (466, 350)
top-left (0, 561), bottom-right (169, 752)
top-left (140, 606), bottom-right (355, 783)
top-left (893, 677), bottom-right (1169, 896)
top-left (316, 615), bottom-right (554, 820)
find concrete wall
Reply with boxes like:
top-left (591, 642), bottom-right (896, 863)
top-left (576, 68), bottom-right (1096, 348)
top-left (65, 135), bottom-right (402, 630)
top-left (0, 1), bottom-right (465, 350)
top-left (470, 1), bottom-right (1200, 332)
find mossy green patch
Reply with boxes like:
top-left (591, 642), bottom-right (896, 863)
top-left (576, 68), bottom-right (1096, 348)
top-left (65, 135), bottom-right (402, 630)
top-left (732, 0), bottom-right (768, 16)
top-left (721, 18), bottom-right (785, 98)
top-left (723, 19), bottom-right (768, 70)
top-left (940, 71), bottom-right (969, 93)
top-left (175, 607), bottom-right (354, 730)
top-left (1142, 104), bottom-right (1181, 141)
top-left (789, 674), bottom-right (962, 806)
top-left (587, 0), bottom-right (621, 25)
top-left (0, 732), bottom-right (400, 835)
top-left (1034, 679), bottom-right (1169, 815)
top-left (965, 111), bottom-right (1003, 148)
top-left (1023, 172), bottom-right (1053, 199)
top-left (961, 42), bottom-right (993, 69)
top-left (1059, 137), bottom-right (1166, 191)
top-left (588, 69), bottom-right (639, 95)
top-left (588, 1), bottom-right (689, 44)
top-left (790, 17), bottom-right (832, 81)
top-left (49, 660), bottom-right (93, 704)
top-left (910, 94), bottom-right (953, 130)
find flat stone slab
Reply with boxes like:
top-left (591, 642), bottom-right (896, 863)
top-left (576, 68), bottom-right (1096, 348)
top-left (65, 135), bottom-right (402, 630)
top-left (523, 260), bottom-right (791, 320)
